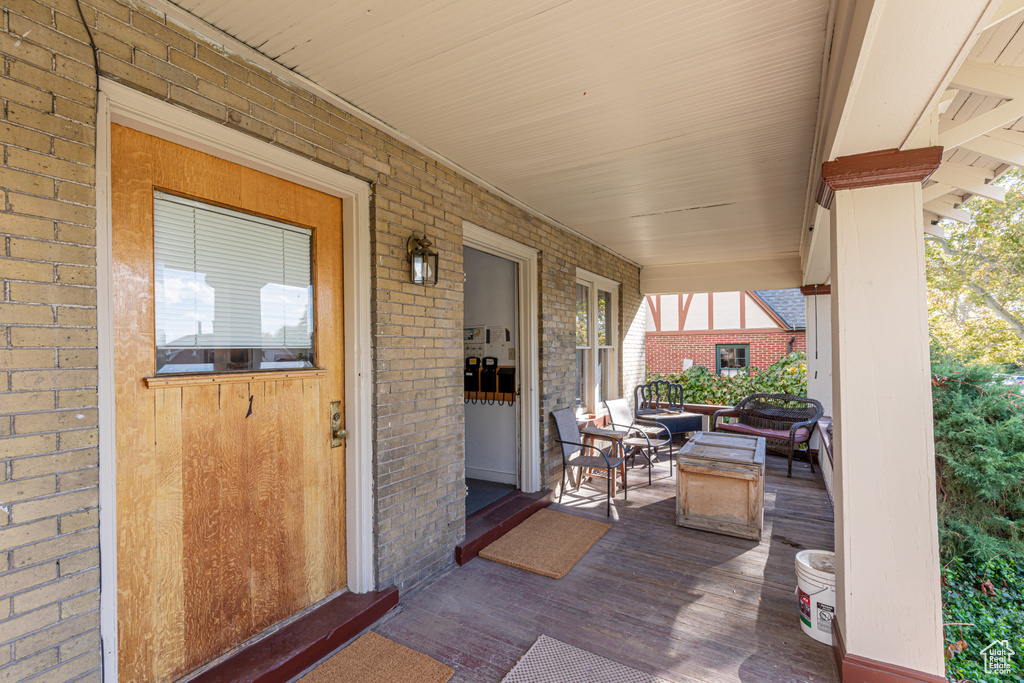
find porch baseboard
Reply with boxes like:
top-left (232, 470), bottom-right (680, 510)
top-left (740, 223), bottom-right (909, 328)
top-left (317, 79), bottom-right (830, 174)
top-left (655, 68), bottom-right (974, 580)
top-left (190, 586), bottom-right (399, 683)
top-left (455, 488), bottom-right (554, 565)
top-left (832, 620), bottom-right (947, 683)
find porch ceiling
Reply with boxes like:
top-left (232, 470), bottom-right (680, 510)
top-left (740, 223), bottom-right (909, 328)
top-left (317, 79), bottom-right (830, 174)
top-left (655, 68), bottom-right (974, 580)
top-left (167, 0), bottom-right (830, 277)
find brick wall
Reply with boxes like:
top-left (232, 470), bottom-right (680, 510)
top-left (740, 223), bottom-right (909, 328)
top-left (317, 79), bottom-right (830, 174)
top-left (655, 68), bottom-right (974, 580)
top-left (646, 330), bottom-right (806, 375)
top-left (0, 0), bottom-right (643, 676)
top-left (1, 0), bottom-right (102, 680)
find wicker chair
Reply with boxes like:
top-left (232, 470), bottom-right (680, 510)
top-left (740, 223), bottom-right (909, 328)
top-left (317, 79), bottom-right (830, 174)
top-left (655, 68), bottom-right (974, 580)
top-left (711, 394), bottom-right (824, 477)
top-left (634, 380), bottom-right (684, 415)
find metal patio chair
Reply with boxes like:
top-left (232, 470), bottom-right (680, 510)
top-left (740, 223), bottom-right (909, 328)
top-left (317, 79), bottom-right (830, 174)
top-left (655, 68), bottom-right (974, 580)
top-left (552, 408), bottom-right (628, 516)
top-left (603, 398), bottom-right (672, 485)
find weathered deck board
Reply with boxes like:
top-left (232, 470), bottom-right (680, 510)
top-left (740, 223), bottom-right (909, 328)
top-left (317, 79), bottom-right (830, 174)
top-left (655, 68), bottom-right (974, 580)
top-left (374, 454), bottom-right (838, 683)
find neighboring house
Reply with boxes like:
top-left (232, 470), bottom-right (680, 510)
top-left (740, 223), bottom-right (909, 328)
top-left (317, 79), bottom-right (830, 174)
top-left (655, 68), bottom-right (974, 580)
top-left (645, 289), bottom-right (806, 375)
top-left (0, 1), bottom-right (1018, 683)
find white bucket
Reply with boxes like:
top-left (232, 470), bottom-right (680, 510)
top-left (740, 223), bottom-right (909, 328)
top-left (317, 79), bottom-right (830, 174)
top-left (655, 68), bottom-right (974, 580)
top-left (795, 549), bottom-right (836, 646)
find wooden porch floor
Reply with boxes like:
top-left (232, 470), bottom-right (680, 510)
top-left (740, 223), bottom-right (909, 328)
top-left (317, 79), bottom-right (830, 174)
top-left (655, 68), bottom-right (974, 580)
top-left (373, 454), bottom-right (838, 683)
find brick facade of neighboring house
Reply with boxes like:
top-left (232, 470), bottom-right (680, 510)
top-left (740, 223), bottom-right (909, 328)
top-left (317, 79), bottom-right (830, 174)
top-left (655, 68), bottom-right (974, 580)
top-left (0, 1), bottom-right (645, 679)
top-left (647, 330), bottom-right (806, 374)
top-left (645, 290), bottom-right (806, 375)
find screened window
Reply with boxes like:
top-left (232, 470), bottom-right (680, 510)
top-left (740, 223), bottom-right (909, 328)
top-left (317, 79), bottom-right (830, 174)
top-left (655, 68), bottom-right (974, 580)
top-left (153, 191), bottom-right (315, 374)
top-left (716, 344), bottom-right (749, 377)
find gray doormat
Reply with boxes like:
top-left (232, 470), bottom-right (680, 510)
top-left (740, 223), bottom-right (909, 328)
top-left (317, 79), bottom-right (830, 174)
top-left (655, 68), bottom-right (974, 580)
top-left (501, 635), bottom-right (670, 683)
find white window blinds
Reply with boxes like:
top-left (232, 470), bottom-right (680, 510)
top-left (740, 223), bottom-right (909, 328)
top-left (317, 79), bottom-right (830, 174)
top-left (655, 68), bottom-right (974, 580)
top-left (153, 191), bottom-right (313, 353)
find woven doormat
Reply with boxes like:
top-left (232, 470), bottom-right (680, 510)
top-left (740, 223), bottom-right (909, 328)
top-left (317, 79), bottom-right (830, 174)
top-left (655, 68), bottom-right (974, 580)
top-left (301, 632), bottom-right (453, 683)
top-left (501, 635), bottom-right (670, 683)
top-left (478, 508), bottom-right (610, 579)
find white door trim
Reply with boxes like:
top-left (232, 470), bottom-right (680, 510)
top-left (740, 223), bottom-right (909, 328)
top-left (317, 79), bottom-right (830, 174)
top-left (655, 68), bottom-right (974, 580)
top-left (462, 222), bottom-right (541, 493)
top-left (96, 78), bottom-right (375, 681)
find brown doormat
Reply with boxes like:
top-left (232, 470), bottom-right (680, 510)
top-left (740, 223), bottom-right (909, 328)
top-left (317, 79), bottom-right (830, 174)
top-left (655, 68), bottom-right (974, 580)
top-left (300, 632), bottom-right (454, 683)
top-left (501, 635), bottom-right (670, 683)
top-left (478, 508), bottom-right (611, 579)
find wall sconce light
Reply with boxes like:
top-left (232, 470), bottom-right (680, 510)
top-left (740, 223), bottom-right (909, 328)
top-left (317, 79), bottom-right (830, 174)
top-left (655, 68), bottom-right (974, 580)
top-left (407, 233), bottom-right (438, 285)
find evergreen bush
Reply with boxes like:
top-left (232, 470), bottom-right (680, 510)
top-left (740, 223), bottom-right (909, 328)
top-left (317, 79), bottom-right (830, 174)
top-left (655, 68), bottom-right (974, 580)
top-left (931, 358), bottom-right (1024, 562)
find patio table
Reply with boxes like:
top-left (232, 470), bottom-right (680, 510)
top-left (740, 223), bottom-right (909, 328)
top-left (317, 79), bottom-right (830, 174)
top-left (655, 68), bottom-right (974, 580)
top-left (577, 425), bottom-right (629, 495)
top-left (646, 410), bottom-right (703, 438)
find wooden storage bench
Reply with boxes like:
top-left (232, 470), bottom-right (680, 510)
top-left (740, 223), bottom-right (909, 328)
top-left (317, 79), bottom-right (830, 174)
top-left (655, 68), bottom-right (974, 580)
top-left (676, 432), bottom-right (766, 540)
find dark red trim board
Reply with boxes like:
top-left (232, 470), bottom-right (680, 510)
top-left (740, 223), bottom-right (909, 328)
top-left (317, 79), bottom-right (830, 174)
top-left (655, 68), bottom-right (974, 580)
top-left (800, 284), bottom-right (831, 296)
top-left (832, 621), bottom-right (947, 683)
top-left (455, 488), bottom-right (555, 565)
top-left (191, 587), bottom-right (400, 683)
top-left (822, 146), bottom-right (943, 192)
top-left (680, 293), bottom-right (693, 329)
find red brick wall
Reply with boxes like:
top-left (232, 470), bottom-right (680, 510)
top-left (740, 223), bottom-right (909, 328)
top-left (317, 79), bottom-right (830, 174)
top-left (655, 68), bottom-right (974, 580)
top-left (646, 330), bottom-right (806, 374)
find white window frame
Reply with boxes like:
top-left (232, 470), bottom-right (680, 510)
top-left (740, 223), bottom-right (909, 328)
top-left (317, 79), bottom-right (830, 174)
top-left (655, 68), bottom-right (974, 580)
top-left (575, 268), bottom-right (619, 416)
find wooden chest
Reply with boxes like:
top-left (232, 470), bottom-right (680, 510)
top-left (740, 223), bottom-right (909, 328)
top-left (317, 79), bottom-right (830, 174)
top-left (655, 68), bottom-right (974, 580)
top-left (676, 432), bottom-right (766, 540)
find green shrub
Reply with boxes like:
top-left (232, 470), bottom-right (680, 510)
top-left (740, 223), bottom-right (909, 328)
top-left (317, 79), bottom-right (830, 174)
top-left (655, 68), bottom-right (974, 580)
top-left (931, 358), bottom-right (1024, 562)
top-left (650, 352), bottom-right (808, 406)
top-left (943, 555), bottom-right (1024, 682)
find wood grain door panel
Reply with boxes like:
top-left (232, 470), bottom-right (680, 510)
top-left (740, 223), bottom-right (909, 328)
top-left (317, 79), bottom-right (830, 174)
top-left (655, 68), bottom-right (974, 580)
top-left (112, 125), bottom-right (346, 682)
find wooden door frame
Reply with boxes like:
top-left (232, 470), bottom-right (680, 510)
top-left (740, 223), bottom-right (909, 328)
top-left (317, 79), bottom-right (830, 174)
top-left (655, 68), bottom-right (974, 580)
top-left (95, 79), bottom-right (374, 681)
top-left (462, 222), bottom-right (541, 493)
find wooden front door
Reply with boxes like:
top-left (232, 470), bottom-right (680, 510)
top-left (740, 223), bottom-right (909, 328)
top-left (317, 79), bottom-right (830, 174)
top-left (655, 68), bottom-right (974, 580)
top-left (111, 125), bottom-right (346, 682)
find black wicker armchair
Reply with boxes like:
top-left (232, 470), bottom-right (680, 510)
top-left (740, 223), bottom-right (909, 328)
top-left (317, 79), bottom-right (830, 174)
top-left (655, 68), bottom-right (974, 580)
top-left (711, 393), bottom-right (824, 477)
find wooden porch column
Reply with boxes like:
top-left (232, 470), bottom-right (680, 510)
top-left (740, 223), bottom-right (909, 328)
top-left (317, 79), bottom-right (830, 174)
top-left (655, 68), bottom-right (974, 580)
top-left (801, 285), bottom-right (832, 432)
top-left (824, 148), bottom-right (946, 681)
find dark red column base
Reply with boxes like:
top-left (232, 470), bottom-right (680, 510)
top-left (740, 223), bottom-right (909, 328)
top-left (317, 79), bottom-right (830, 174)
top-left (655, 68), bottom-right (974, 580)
top-left (832, 620), bottom-right (947, 683)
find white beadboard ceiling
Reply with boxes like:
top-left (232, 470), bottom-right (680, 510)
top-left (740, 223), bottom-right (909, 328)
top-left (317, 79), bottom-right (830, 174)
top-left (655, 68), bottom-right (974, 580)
top-left (169, 0), bottom-right (830, 273)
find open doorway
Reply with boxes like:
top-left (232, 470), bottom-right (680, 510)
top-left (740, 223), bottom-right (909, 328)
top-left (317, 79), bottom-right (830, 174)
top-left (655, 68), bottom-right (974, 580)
top-left (463, 246), bottom-right (520, 515)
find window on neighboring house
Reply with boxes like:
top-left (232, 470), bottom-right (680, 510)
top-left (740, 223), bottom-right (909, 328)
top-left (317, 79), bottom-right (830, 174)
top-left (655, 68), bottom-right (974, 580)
top-left (716, 344), bottom-right (749, 377)
top-left (153, 191), bottom-right (315, 374)
top-left (575, 269), bottom-right (619, 415)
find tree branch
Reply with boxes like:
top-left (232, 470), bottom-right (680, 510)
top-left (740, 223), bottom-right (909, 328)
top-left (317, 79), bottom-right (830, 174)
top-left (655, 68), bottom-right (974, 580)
top-left (925, 235), bottom-right (1024, 341)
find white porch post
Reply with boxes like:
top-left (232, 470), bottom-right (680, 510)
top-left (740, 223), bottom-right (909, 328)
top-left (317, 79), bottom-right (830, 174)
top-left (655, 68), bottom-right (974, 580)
top-left (826, 150), bottom-right (945, 678)
top-left (804, 290), bottom-right (833, 420)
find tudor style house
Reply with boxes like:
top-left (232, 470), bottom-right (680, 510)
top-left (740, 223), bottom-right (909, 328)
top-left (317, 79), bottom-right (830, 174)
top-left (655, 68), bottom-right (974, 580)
top-left (645, 289), bottom-right (807, 376)
top-left (1, 0), bottom-right (1022, 682)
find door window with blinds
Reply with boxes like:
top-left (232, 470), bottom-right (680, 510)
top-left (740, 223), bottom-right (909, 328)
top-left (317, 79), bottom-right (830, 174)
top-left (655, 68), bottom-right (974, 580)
top-left (153, 191), bottom-right (315, 374)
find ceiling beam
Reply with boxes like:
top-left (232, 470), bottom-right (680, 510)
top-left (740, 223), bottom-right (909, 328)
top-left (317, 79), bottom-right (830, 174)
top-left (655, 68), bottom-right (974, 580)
top-left (930, 163), bottom-right (1005, 201)
top-left (924, 221), bottom-right (947, 238)
top-left (938, 89), bottom-right (959, 114)
top-left (958, 131), bottom-right (1024, 166)
top-left (983, 126), bottom-right (1024, 146)
top-left (938, 99), bottom-right (1024, 148)
top-left (641, 257), bottom-right (802, 295)
top-left (950, 59), bottom-right (1024, 99)
top-left (986, 0), bottom-right (1024, 29)
top-left (922, 183), bottom-right (957, 204)
top-left (923, 198), bottom-right (971, 223)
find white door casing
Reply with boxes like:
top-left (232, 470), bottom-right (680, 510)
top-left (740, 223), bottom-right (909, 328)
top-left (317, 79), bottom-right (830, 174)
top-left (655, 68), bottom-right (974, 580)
top-left (96, 78), bottom-right (374, 682)
top-left (462, 222), bottom-right (541, 493)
